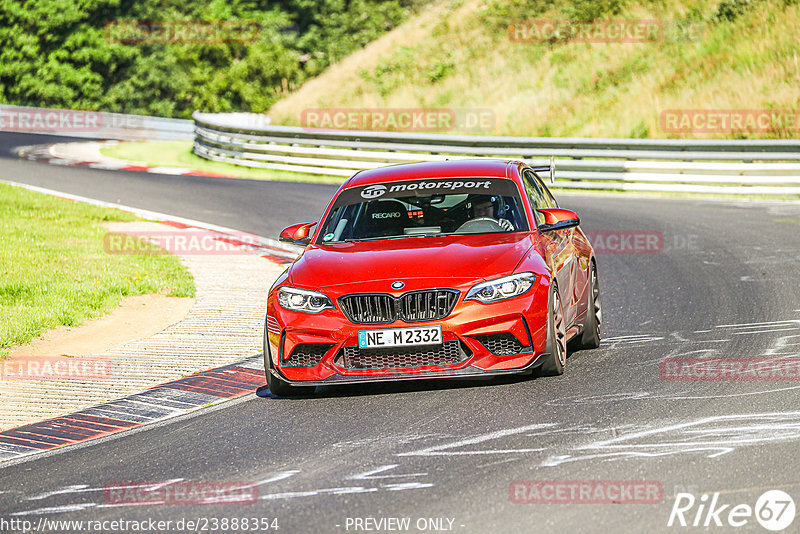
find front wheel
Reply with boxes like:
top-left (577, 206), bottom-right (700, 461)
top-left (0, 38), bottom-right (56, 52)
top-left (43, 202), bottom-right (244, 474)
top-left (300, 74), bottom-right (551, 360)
top-left (534, 282), bottom-right (567, 377)
top-left (574, 263), bottom-right (601, 349)
top-left (266, 365), bottom-right (314, 397)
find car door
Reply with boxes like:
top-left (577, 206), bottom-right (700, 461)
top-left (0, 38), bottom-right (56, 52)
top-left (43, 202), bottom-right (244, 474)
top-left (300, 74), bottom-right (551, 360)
top-left (522, 170), bottom-right (577, 324)
top-left (536, 175), bottom-right (590, 325)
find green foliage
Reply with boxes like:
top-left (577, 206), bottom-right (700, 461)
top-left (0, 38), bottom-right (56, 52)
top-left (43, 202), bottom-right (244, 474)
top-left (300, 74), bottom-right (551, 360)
top-left (713, 0), bottom-right (762, 21)
top-left (563, 0), bottom-right (626, 21)
top-left (358, 46), bottom-right (457, 95)
top-left (0, 0), bottom-right (426, 116)
top-left (358, 46), bottom-right (417, 97)
top-left (426, 58), bottom-right (455, 83)
top-left (481, 0), bottom-right (625, 25)
top-left (628, 120), bottom-right (650, 138)
top-left (481, 0), bottom-right (554, 21)
top-left (279, 0), bottom-right (421, 76)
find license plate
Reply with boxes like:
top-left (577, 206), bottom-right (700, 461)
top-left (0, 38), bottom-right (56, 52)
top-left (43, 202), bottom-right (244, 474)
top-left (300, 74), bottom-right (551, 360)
top-left (358, 326), bottom-right (443, 349)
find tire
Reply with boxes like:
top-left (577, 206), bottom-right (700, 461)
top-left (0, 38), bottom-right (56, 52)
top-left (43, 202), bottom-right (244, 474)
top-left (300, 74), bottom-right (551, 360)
top-left (575, 262), bottom-right (602, 349)
top-left (535, 282), bottom-right (567, 377)
top-left (264, 328), bottom-right (315, 397)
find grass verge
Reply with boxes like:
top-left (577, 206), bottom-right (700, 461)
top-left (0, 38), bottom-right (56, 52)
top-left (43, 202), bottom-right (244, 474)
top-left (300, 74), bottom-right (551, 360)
top-left (101, 140), bottom-right (345, 184)
top-left (0, 183), bottom-right (195, 358)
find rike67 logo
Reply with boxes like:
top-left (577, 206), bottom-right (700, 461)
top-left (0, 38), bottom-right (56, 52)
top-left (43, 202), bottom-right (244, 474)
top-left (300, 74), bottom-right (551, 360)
top-left (668, 490), bottom-right (795, 531)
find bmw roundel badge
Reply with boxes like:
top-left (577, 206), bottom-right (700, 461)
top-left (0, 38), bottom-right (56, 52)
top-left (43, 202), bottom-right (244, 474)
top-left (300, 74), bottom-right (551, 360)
top-left (391, 281), bottom-right (405, 290)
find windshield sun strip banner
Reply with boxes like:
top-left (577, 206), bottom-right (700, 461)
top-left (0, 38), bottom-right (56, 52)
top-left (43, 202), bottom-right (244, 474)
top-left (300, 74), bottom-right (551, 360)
top-left (334, 178), bottom-right (520, 205)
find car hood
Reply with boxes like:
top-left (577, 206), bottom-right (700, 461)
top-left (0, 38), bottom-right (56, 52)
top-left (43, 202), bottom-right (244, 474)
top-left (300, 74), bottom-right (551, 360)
top-left (288, 233), bottom-right (534, 292)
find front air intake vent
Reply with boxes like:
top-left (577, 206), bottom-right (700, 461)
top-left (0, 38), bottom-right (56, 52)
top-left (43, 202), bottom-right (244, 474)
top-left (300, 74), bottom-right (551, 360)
top-left (282, 343), bottom-right (333, 367)
top-left (334, 340), bottom-right (470, 370)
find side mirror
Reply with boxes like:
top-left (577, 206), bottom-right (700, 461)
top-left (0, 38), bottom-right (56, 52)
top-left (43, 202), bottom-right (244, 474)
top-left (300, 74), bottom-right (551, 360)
top-left (279, 222), bottom-right (317, 245)
top-left (537, 208), bottom-right (580, 233)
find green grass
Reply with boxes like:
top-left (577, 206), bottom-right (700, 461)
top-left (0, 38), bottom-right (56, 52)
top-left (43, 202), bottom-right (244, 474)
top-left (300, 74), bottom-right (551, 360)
top-left (101, 140), bottom-right (345, 184)
top-left (0, 183), bottom-right (195, 358)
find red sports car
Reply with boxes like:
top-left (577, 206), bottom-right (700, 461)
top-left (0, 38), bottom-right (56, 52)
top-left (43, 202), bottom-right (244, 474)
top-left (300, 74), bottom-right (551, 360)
top-left (264, 160), bottom-right (601, 396)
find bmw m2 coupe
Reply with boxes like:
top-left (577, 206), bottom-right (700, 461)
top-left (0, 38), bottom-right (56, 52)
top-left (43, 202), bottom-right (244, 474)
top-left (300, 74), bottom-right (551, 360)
top-left (265, 160), bottom-right (601, 396)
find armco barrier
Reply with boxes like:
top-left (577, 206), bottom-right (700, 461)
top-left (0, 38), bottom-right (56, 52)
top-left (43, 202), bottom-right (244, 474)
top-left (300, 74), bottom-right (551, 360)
top-left (193, 111), bottom-right (800, 195)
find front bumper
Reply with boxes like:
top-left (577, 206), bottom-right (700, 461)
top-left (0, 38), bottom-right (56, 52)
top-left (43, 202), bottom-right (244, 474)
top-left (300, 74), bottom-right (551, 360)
top-left (265, 279), bottom-right (550, 384)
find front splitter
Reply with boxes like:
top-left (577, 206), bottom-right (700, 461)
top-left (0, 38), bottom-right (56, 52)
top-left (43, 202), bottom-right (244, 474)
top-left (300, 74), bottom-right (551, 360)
top-left (272, 353), bottom-right (547, 386)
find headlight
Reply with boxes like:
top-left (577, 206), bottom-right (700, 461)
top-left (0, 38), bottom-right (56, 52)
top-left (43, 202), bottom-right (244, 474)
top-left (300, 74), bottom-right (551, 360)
top-left (465, 273), bottom-right (536, 303)
top-left (277, 286), bottom-right (334, 313)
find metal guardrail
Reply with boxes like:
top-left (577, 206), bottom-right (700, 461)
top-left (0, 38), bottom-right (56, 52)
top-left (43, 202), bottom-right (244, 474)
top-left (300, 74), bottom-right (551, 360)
top-left (4, 106), bottom-right (799, 194)
top-left (0, 105), bottom-right (193, 141)
top-left (192, 112), bottom-right (800, 196)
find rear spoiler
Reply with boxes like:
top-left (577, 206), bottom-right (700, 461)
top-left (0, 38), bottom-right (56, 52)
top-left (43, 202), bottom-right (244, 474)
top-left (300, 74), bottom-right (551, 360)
top-left (530, 156), bottom-right (556, 184)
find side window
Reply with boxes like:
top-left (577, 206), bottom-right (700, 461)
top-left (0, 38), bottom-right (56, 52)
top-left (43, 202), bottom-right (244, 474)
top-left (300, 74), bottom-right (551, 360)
top-left (534, 174), bottom-right (559, 208)
top-left (522, 169), bottom-right (549, 225)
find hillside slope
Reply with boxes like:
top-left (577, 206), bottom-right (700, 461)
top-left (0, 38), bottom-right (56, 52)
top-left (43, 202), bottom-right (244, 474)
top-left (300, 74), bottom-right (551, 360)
top-left (268, 0), bottom-right (800, 138)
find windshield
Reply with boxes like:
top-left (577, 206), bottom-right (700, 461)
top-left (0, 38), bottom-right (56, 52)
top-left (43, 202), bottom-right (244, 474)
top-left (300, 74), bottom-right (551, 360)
top-left (316, 177), bottom-right (529, 243)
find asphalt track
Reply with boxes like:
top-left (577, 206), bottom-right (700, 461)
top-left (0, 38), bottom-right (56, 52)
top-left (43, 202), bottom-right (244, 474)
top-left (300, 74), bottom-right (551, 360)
top-left (2, 132), bottom-right (800, 533)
